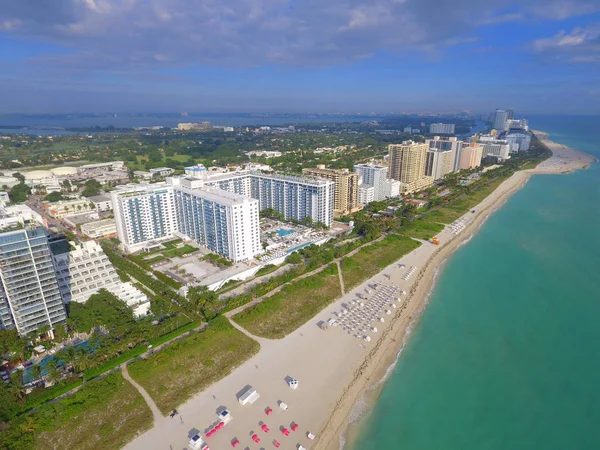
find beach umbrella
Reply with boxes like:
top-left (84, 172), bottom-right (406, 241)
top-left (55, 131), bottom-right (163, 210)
top-left (252, 434), bottom-right (260, 443)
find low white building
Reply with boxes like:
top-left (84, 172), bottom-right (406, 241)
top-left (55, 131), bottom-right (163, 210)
top-left (0, 204), bottom-right (44, 228)
top-left (358, 185), bottom-right (375, 205)
top-left (133, 171), bottom-right (153, 180)
top-left (45, 199), bottom-right (95, 219)
top-left (149, 167), bottom-right (175, 177)
top-left (53, 241), bottom-right (150, 317)
top-left (77, 161), bottom-right (125, 174)
top-left (88, 194), bottom-right (113, 212)
top-left (81, 218), bottom-right (117, 238)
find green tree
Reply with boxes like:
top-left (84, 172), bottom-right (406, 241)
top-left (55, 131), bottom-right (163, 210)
top-left (44, 191), bottom-right (64, 202)
top-left (81, 179), bottom-right (102, 197)
top-left (8, 370), bottom-right (26, 403)
top-left (8, 182), bottom-right (31, 203)
top-left (148, 150), bottom-right (163, 163)
top-left (285, 252), bottom-right (302, 264)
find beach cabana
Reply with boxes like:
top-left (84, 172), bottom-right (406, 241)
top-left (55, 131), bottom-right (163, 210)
top-left (261, 424), bottom-right (270, 432)
top-left (252, 434), bottom-right (260, 443)
top-left (265, 407), bottom-right (273, 415)
top-left (231, 438), bottom-right (240, 447)
top-left (273, 441), bottom-right (281, 448)
top-left (291, 423), bottom-right (299, 431)
top-left (281, 428), bottom-right (290, 436)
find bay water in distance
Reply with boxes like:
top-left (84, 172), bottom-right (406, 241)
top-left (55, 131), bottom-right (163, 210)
top-left (348, 115), bottom-right (600, 450)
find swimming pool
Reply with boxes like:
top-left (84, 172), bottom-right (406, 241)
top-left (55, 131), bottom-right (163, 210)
top-left (23, 341), bottom-right (90, 384)
top-left (286, 242), bottom-right (311, 253)
top-left (276, 229), bottom-right (295, 237)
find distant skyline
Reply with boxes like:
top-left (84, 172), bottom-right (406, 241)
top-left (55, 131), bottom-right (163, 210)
top-left (1, 0), bottom-right (600, 114)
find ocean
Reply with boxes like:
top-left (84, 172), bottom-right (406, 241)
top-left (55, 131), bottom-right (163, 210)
top-left (347, 115), bottom-right (600, 450)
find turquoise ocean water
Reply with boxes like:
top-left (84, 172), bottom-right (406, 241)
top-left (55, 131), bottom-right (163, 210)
top-left (348, 115), bottom-right (600, 450)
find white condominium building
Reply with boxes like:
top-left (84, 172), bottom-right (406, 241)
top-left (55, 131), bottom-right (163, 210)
top-left (354, 163), bottom-right (395, 202)
top-left (111, 183), bottom-right (177, 253)
top-left (492, 109), bottom-right (508, 131)
top-left (358, 185), bottom-right (375, 205)
top-left (425, 149), bottom-right (453, 181)
top-left (481, 140), bottom-right (511, 161)
top-left (249, 173), bottom-right (334, 227)
top-left (53, 241), bottom-right (150, 317)
top-left (53, 241), bottom-right (118, 304)
top-left (172, 179), bottom-right (261, 263)
top-left (0, 227), bottom-right (67, 336)
top-left (427, 136), bottom-right (464, 172)
top-left (429, 123), bottom-right (455, 134)
top-left (504, 132), bottom-right (532, 152)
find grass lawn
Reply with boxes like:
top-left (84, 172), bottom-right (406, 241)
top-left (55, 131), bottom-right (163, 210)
top-left (163, 244), bottom-right (197, 258)
top-left (426, 176), bottom-right (510, 224)
top-left (19, 373), bottom-right (152, 450)
top-left (233, 264), bottom-right (341, 339)
top-left (340, 234), bottom-right (421, 290)
top-left (399, 219), bottom-right (444, 240)
top-left (127, 317), bottom-right (259, 414)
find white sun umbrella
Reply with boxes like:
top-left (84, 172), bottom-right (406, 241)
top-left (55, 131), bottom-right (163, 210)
top-left (379, 317), bottom-right (385, 323)
top-left (386, 310), bottom-right (392, 315)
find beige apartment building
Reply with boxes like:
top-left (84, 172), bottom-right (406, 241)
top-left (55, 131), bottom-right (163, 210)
top-left (388, 141), bottom-right (434, 194)
top-left (459, 143), bottom-right (484, 170)
top-left (302, 165), bottom-right (361, 216)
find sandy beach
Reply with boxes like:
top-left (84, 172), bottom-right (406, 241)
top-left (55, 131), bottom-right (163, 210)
top-left (123, 132), bottom-right (595, 450)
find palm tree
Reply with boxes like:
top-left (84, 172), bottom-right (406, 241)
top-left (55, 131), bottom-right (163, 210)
top-left (9, 370), bottom-right (26, 403)
top-left (30, 365), bottom-right (42, 382)
top-left (19, 416), bottom-right (39, 434)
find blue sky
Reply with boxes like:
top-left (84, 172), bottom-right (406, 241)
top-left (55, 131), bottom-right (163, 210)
top-left (1, 0), bottom-right (600, 114)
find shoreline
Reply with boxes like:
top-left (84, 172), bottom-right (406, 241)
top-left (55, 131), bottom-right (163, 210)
top-left (316, 132), bottom-right (596, 450)
top-left (122, 132), bottom-right (595, 450)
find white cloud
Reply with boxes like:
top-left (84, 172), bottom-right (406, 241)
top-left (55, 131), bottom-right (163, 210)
top-left (0, 0), bottom-right (598, 70)
top-left (532, 24), bottom-right (600, 63)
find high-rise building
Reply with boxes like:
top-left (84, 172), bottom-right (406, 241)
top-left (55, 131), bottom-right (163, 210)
top-left (250, 173), bottom-right (334, 227)
top-left (358, 185), bottom-right (375, 205)
top-left (428, 123), bottom-right (455, 134)
top-left (493, 109), bottom-right (508, 131)
top-left (427, 136), bottom-right (464, 172)
top-left (458, 143), bottom-right (483, 170)
top-left (113, 171), bottom-right (335, 258)
top-left (173, 182), bottom-right (261, 263)
top-left (388, 141), bottom-right (434, 194)
top-left (506, 109), bottom-right (515, 120)
top-left (425, 149), bottom-right (453, 180)
top-left (353, 163), bottom-right (394, 201)
top-left (52, 241), bottom-right (151, 317)
top-left (504, 132), bottom-right (532, 153)
top-left (481, 140), bottom-right (511, 161)
top-left (302, 165), bottom-right (360, 216)
top-left (0, 227), bottom-right (67, 336)
top-left (111, 184), bottom-right (178, 253)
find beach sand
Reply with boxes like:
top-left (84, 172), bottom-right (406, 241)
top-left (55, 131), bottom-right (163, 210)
top-left (123, 132), bottom-right (594, 450)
